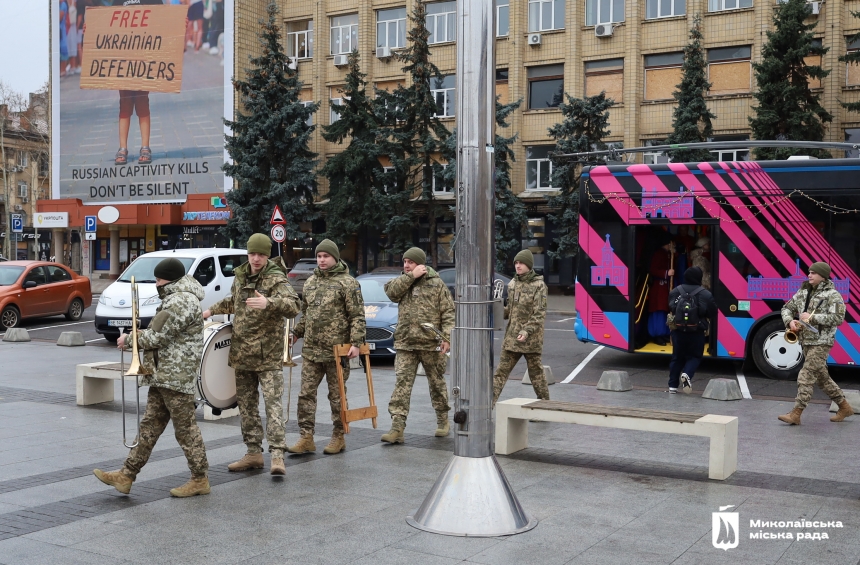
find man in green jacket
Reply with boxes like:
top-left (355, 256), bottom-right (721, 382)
top-left (93, 258), bottom-right (209, 498)
top-left (778, 261), bottom-right (854, 425)
top-left (287, 239), bottom-right (366, 455)
top-left (492, 249), bottom-right (550, 406)
top-left (203, 234), bottom-right (301, 475)
top-left (380, 247), bottom-right (455, 444)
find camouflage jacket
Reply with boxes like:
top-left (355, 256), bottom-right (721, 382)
top-left (127, 276), bottom-right (205, 395)
top-left (292, 261), bottom-right (366, 362)
top-left (209, 259), bottom-right (301, 371)
top-left (781, 279), bottom-right (845, 347)
top-left (502, 270), bottom-right (547, 353)
top-left (384, 267), bottom-right (455, 351)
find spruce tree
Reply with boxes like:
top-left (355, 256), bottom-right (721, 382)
top-left (377, 2), bottom-right (451, 265)
top-left (441, 97), bottom-right (527, 274)
top-left (320, 50), bottom-right (388, 274)
top-left (546, 92), bottom-right (613, 260)
top-left (749, 0), bottom-right (831, 159)
top-left (665, 15), bottom-right (716, 163)
top-left (839, 13), bottom-right (860, 114)
top-left (222, 2), bottom-right (318, 249)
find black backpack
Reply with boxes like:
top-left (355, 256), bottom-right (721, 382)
top-left (672, 286), bottom-right (704, 332)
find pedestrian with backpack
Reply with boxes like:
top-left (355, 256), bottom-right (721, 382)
top-left (667, 267), bottom-right (716, 394)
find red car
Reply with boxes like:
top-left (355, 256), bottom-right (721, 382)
top-left (0, 261), bottom-right (92, 329)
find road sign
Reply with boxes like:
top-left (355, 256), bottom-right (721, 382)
top-left (270, 205), bottom-right (285, 225)
top-left (85, 215), bottom-right (97, 232)
top-left (11, 215), bottom-right (23, 233)
top-left (270, 224), bottom-right (286, 243)
top-left (85, 232), bottom-right (97, 241)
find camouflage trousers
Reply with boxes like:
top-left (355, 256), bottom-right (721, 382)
top-left (235, 369), bottom-right (285, 456)
top-left (122, 386), bottom-right (208, 479)
top-left (388, 349), bottom-right (450, 430)
top-left (795, 344), bottom-right (845, 409)
top-left (492, 350), bottom-right (550, 406)
top-left (297, 360), bottom-right (349, 436)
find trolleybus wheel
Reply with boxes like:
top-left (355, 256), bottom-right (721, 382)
top-left (751, 318), bottom-right (803, 380)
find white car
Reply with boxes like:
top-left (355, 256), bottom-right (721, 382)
top-left (94, 248), bottom-right (248, 343)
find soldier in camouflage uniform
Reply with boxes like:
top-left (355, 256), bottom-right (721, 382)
top-left (93, 258), bottom-right (210, 498)
top-left (380, 247), bottom-right (454, 444)
top-left (287, 239), bottom-right (366, 455)
top-left (204, 234), bottom-right (301, 475)
top-left (492, 249), bottom-right (550, 406)
top-left (779, 261), bottom-right (854, 425)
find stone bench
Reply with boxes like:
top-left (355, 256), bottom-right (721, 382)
top-left (495, 398), bottom-right (738, 480)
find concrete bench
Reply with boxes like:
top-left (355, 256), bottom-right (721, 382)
top-left (495, 398), bottom-right (738, 480)
top-left (75, 362), bottom-right (237, 420)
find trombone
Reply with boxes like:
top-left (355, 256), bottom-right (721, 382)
top-left (283, 318), bottom-right (297, 422)
top-left (121, 276), bottom-right (152, 448)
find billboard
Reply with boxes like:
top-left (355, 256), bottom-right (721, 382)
top-left (52, 0), bottom-right (234, 204)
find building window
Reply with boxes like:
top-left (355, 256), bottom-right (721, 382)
top-left (431, 75), bottom-right (456, 117)
top-left (708, 46), bottom-right (751, 95)
top-left (16, 151), bottom-right (28, 168)
top-left (496, 0), bottom-right (510, 36)
top-left (586, 0), bottom-right (624, 26)
top-left (377, 8), bottom-right (407, 49)
top-left (432, 163), bottom-right (454, 194)
top-left (709, 134), bottom-right (749, 161)
top-left (287, 20), bottom-right (314, 59)
top-left (38, 154), bottom-right (48, 176)
top-left (427, 1), bottom-right (456, 44)
top-left (496, 69), bottom-right (510, 104)
top-left (643, 140), bottom-right (670, 164)
top-left (806, 38), bottom-right (823, 89)
top-left (845, 128), bottom-right (860, 158)
top-left (330, 94), bottom-right (345, 124)
top-left (647, 0), bottom-right (685, 18)
top-left (302, 101), bottom-right (314, 126)
top-left (529, 0), bottom-right (565, 32)
top-left (528, 64), bottom-right (564, 109)
top-left (584, 59), bottom-right (623, 102)
top-left (18, 181), bottom-right (28, 198)
top-left (847, 37), bottom-right (860, 85)
top-left (526, 146), bottom-right (556, 191)
top-left (644, 52), bottom-right (683, 100)
top-left (330, 14), bottom-right (358, 55)
top-left (708, 0), bottom-right (751, 11)
top-left (381, 165), bottom-right (395, 193)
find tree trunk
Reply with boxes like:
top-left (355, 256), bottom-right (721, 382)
top-left (356, 227), bottom-right (365, 275)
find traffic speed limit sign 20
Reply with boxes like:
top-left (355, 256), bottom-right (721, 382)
top-left (271, 224), bottom-right (286, 242)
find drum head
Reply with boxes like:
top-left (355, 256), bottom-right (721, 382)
top-left (199, 323), bottom-right (237, 409)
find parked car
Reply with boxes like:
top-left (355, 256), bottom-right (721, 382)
top-left (0, 261), bottom-right (92, 329)
top-left (287, 258), bottom-right (317, 297)
top-left (356, 272), bottom-right (399, 358)
top-left (436, 268), bottom-right (512, 302)
top-left (370, 266), bottom-right (403, 274)
top-left (94, 248), bottom-right (247, 343)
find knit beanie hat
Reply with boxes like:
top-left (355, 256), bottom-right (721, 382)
top-left (315, 239), bottom-right (340, 261)
top-left (683, 266), bottom-right (703, 286)
top-left (810, 262), bottom-right (831, 279)
top-left (246, 233), bottom-right (272, 256)
top-left (153, 258), bottom-right (186, 282)
top-left (514, 249), bottom-right (534, 270)
top-left (403, 247), bottom-right (426, 266)
top-left (695, 237), bottom-right (709, 248)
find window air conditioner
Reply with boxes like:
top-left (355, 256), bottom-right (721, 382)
top-left (527, 33), bottom-right (542, 46)
top-left (595, 24), bottom-right (614, 37)
top-left (808, 1), bottom-right (820, 14)
top-left (376, 46), bottom-right (392, 59)
top-left (14, 204), bottom-right (23, 211)
top-left (21, 197), bottom-right (27, 204)
top-left (287, 57), bottom-right (297, 70)
top-left (333, 54), bottom-right (349, 67)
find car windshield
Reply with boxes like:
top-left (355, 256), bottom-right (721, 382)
top-left (359, 278), bottom-right (392, 303)
top-left (118, 257), bottom-right (195, 283)
top-left (0, 266), bottom-right (24, 286)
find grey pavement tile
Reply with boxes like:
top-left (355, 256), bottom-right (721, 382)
top-left (9, 547), bottom-right (134, 565)
top-left (0, 476), bottom-right (113, 508)
top-left (393, 531), bottom-right (503, 561)
top-left (0, 537), bottom-right (58, 565)
top-left (22, 517), bottom-right (129, 546)
top-left (563, 545), bottom-right (678, 565)
top-left (350, 546), bottom-right (466, 565)
top-left (775, 540), bottom-right (860, 565)
top-left (470, 538), bottom-right (584, 565)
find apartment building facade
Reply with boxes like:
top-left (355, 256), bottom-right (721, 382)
top-left (235, 0), bottom-right (860, 284)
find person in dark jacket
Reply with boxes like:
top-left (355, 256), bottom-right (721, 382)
top-left (667, 267), bottom-right (716, 393)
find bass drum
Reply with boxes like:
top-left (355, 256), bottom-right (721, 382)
top-left (198, 322), bottom-right (238, 411)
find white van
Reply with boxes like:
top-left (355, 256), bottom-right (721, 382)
top-left (94, 248), bottom-right (248, 343)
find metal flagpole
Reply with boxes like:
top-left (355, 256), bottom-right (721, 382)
top-left (406, 0), bottom-right (536, 537)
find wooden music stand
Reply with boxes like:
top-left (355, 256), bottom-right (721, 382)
top-left (333, 344), bottom-right (378, 433)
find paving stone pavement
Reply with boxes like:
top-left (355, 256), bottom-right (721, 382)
top-left (1, 340), bottom-right (859, 564)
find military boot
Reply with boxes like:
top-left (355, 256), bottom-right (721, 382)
top-left (435, 413), bottom-right (450, 437)
top-left (778, 407), bottom-right (803, 425)
top-left (270, 455), bottom-right (286, 475)
top-left (830, 399), bottom-right (855, 422)
top-left (93, 468), bottom-right (133, 494)
top-left (323, 434), bottom-right (346, 454)
top-left (170, 477), bottom-right (210, 498)
top-left (381, 428), bottom-right (405, 444)
top-left (286, 433), bottom-right (316, 454)
top-left (227, 452), bottom-right (264, 472)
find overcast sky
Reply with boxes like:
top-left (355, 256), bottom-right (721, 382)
top-left (0, 1), bottom-right (50, 96)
